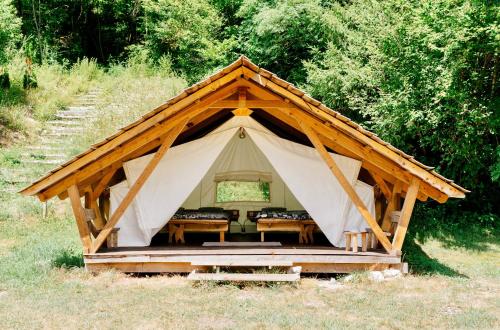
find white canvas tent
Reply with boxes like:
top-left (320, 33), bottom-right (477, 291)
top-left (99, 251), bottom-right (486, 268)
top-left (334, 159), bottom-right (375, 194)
top-left (110, 116), bottom-right (375, 247)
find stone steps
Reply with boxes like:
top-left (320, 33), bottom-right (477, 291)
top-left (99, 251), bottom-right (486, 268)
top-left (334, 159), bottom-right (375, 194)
top-left (4, 88), bottom-right (102, 192)
top-left (45, 127), bottom-right (86, 134)
top-left (46, 120), bottom-right (81, 127)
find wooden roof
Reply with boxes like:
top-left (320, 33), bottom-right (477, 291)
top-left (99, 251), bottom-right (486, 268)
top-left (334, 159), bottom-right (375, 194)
top-left (20, 56), bottom-right (468, 203)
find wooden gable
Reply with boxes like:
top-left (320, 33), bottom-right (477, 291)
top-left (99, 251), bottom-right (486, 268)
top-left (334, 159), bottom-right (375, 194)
top-left (20, 56), bottom-right (468, 204)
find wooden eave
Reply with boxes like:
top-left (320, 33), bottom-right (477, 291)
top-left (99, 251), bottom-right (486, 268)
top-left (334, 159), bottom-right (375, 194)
top-left (19, 56), bottom-right (468, 202)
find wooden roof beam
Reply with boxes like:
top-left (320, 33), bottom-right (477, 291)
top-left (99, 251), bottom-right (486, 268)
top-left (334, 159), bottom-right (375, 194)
top-left (242, 80), bottom-right (441, 202)
top-left (241, 67), bottom-right (464, 199)
top-left (37, 82), bottom-right (242, 201)
top-left (22, 67), bottom-right (245, 197)
top-left (91, 118), bottom-right (190, 253)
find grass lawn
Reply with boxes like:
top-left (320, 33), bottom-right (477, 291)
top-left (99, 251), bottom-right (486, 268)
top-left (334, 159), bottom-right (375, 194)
top-left (0, 197), bottom-right (498, 329)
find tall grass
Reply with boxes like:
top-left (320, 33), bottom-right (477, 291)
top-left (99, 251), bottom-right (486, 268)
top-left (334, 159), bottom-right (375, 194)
top-left (68, 61), bottom-right (186, 156)
top-left (0, 57), bottom-right (102, 144)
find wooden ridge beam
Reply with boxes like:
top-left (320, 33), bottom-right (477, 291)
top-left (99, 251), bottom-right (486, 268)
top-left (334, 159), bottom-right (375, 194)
top-left (91, 118), bottom-right (190, 253)
top-left (295, 119), bottom-right (394, 254)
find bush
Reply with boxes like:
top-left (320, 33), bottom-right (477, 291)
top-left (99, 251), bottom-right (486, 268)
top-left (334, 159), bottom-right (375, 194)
top-left (305, 0), bottom-right (499, 231)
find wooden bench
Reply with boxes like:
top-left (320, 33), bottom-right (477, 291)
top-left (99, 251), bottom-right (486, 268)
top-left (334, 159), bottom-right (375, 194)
top-left (168, 219), bottom-right (229, 244)
top-left (257, 219), bottom-right (317, 244)
top-left (345, 230), bottom-right (392, 252)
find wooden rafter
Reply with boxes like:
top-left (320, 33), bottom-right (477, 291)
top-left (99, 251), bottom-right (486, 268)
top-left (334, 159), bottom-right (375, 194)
top-left (55, 108), bottom-right (226, 201)
top-left (258, 105), bottom-right (429, 202)
top-left (368, 170), bottom-right (392, 200)
top-left (90, 118), bottom-right (190, 253)
top-left (92, 163), bottom-right (121, 200)
top-left (22, 67), bottom-right (245, 198)
top-left (240, 67), bottom-right (463, 199)
top-left (37, 82), bottom-right (241, 201)
top-left (295, 119), bottom-right (394, 254)
top-left (238, 78), bottom-right (442, 202)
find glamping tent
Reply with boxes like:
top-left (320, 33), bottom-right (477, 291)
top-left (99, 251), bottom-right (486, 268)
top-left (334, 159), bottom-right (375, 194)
top-left (21, 56), bottom-right (467, 274)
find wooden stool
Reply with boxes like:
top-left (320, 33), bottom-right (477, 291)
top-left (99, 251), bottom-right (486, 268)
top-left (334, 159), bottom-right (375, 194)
top-left (107, 228), bottom-right (120, 248)
top-left (365, 228), bottom-right (391, 249)
top-left (344, 231), bottom-right (368, 252)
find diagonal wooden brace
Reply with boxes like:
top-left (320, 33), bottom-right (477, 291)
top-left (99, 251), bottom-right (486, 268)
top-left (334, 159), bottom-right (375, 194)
top-left (90, 117), bottom-right (190, 253)
top-left (295, 119), bottom-right (394, 254)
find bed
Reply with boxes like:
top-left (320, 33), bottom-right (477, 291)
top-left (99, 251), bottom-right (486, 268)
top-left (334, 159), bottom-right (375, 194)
top-left (168, 207), bottom-right (238, 244)
top-left (251, 208), bottom-right (318, 244)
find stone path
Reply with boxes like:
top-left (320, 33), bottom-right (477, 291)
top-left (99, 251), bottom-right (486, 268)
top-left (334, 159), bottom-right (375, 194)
top-left (1, 89), bottom-right (101, 194)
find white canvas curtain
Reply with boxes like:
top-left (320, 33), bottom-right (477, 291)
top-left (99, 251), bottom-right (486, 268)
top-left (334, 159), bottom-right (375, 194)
top-left (110, 116), bottom-right (374, 247)
top-left (245, 127), bottom-right (366, 246)
top-left (112, 127), bottom-right (238, 246)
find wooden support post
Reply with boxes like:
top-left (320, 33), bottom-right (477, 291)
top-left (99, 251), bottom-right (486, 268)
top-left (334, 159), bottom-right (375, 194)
top-left (90, 118), bottom-right (189, 253)
top-left (392, 178), bottom-right (420, 251)
top-left (381, 181), bottom-right (402, 231)
top-left (296, 120), bottom-right (394, 254)
top-left (68, 185), bottom-right (92, 253)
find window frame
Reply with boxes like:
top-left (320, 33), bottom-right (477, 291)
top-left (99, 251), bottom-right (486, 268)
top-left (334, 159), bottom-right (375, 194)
top-left (214, 180), bottom-right (272, 204)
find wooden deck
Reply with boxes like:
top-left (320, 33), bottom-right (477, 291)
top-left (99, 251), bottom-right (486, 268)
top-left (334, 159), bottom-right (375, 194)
top-left (84, 246), bottom-right (405, 274)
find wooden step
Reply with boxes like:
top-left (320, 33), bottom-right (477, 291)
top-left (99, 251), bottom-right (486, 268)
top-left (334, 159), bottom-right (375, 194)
top-left (191, 260), bottom-right (293, 267)
top-left (202, 241), bottom-right (282, 247)
top-left (187, 271), bottom-right (300, 282)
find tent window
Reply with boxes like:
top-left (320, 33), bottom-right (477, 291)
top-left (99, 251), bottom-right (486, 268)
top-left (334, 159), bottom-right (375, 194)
top-left (216, 181), bottom-right (271, 203)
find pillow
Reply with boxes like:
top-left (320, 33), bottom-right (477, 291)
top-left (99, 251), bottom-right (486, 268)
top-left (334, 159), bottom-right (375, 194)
top-left (198, 207), bottom-right (225, 212)
top-left (261, 207), bottom-right (287, 213)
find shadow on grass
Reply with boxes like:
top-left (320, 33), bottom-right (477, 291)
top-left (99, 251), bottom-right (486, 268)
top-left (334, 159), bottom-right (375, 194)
top-left (51, 249), bottom-right (84, 269)
top-left (0, 84), bottom-right (27, 107)
top-left (402, 237), bottom-right (467, 277)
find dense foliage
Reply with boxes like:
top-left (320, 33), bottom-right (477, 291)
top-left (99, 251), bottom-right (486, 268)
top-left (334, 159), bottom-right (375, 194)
top-left (0, 0), bottom-right (498, 238)
top-left (305, 0), bottom-right (499, 236)
top-left (0, 0), bottom-right (21, 64)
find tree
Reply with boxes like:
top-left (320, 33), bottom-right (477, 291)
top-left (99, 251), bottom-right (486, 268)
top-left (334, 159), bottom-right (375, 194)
top-left (236, 0), bottom-right (335, 84)
top-left (306, 0), bottom-right (499, 227)
top-left (140, 0), bottom-right (234, 82)
top-left (0, 0), bottom-right (21, 64)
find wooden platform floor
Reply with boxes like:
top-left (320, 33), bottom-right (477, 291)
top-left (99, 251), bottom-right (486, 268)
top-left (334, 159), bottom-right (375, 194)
top-left (84, 246), bottom-right (404, 274)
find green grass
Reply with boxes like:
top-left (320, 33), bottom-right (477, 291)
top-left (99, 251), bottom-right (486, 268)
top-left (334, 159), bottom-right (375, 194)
top-left (0, 58), bottom-right (102, 143)
top-left (0, 192), bottom-right (498, 329)
top-left (0, 59), bottom-right (497, 329)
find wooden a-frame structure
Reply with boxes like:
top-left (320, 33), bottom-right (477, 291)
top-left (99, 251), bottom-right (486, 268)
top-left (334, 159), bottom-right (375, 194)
top-left (20, 56), bottom-right (467, 272)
